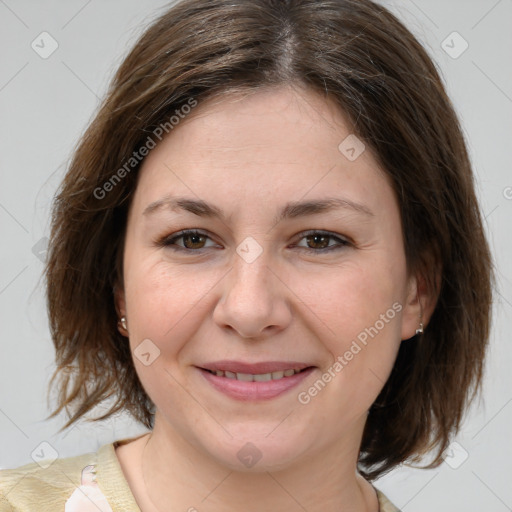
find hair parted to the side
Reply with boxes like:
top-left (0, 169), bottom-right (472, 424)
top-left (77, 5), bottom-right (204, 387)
top-left (44, 0), bottom-right (493, 480)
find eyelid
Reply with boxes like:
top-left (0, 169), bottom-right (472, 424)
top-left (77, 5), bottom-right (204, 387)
top-left (292, 229), bottom-right (351, 250)
top-left (156, 229), bottom-right (220, 250)
top-left (156, 228), bottom-right (351, 253)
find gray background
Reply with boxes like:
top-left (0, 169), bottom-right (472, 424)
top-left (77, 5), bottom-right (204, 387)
top-left (1, 0), bottom-right (511, 510)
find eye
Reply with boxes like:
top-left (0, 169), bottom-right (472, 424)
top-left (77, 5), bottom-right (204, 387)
top-left (293, 230), bottom-right (350, 253)
top-left (157, 229), bottom-right (218, 251)
top-left (157, 229), bottom-right (350, 254)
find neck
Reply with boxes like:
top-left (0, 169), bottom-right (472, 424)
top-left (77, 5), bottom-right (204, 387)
top-left (140, 413), bottom-right (378, 512)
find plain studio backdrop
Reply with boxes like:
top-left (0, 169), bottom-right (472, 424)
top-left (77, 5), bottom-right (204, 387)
top-left (0, 1), bottom-right (511, 510)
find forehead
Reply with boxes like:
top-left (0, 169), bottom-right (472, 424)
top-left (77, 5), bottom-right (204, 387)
top-left (130, 85), bottom-right (394, 220)
top-left (164, 85), bottom-right (355, 161)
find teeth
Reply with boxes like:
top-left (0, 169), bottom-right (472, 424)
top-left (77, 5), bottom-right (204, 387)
top-left (254, 373), bottom-right (272, 382)
top-left (208, 368), bottom-right (305, 381)
top-left (236, 372), bottom-right (253, 382)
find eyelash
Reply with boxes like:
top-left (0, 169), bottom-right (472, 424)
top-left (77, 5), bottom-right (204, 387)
top-left (156, 229), bottom-right (350, 254)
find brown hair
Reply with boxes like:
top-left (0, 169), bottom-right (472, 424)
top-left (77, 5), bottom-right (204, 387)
top-left (45, 0), bottom-right (493, 479)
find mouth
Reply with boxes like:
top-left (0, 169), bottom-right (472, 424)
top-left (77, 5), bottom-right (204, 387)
top-left (202, 367), bottom-right (309, 382)
top-left (196, 361), bottom-right (316, 401)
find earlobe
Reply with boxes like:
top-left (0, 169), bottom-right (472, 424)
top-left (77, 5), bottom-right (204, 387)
top-left (400, 277), bottom-right (420, 341)
top-left (400, 271), bottom-right (439, 341)
top-left (113, 282), bottom-right (126, 317)
top-left (113, 282), bottom-right (129, 336)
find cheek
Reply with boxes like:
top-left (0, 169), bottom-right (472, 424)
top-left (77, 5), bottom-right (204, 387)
top-left (125, 256), bottom-right (213, 341)
top-left (300, 246), bottom-right (400, 343)
top-left (305, 256), bottom-right (405, 412)
top-left (123, 246), bottom-right (235, 393)
top-left (302, 253), bottom-right (403, 336)
top-left (122, 256), bottom-right (218, 413)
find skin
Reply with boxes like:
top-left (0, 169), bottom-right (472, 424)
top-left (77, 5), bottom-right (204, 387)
top-left (114, 84), bottom-right (435, 512)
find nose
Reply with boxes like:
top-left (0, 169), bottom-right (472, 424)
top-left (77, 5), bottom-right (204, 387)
top-left (212, 247), bottom-right (292, 339)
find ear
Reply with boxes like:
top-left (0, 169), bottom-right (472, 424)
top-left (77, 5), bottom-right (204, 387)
top-left (113, 281), bottom-right (128, 336)
top-left (401, 267), bottom-right (440, 341)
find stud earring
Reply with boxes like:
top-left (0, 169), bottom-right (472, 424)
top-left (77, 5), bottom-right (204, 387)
top-left (120, 316), bottom-right (127, 331)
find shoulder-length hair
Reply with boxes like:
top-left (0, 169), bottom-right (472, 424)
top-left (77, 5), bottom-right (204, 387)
top-left (45, 0), bottom-right (493, 480)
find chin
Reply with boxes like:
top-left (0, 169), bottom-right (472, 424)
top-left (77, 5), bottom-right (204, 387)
top-left (198, 433), bottom-right (310, 473)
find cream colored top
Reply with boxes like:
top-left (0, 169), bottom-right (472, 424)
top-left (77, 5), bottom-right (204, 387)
top-left (0, 437), bottom-right (400, 511)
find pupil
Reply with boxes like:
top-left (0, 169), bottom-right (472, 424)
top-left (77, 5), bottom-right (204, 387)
top-left (185, 234), bottom-right (203, 248)
top-left (308, 234), bottom-right (328, 249)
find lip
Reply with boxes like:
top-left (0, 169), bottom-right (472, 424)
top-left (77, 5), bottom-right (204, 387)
top-left (196, 361), bottom-right (316, 401)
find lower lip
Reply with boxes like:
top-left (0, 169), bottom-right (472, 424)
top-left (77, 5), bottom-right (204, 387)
top-left (198, 367), bottom-right (315, 401)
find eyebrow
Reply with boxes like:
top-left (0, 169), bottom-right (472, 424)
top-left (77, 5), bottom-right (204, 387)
top-left (143, 195), bottom-right (374, 223)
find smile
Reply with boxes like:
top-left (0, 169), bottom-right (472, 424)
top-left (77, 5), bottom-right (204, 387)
top-left (197, 362), bottom-right (316, 401)
top-left (203, 368), bottom-right (306, 381)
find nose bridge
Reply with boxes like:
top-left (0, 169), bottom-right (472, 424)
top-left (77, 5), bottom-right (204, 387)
top-left (213, 238), bottom-right (291, 338)
top-left (229, 240), bottom-right (274, 306)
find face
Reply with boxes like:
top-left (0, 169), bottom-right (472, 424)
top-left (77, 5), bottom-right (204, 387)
top-left (117, 85), bottom-right (421, 471)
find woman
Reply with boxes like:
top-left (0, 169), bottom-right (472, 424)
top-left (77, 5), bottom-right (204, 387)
top-left (0, 0), bottom-right (493, 510)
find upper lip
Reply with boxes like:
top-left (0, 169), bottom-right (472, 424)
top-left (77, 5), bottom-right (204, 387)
top-left (199, 361), bottom-right (314, 374)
